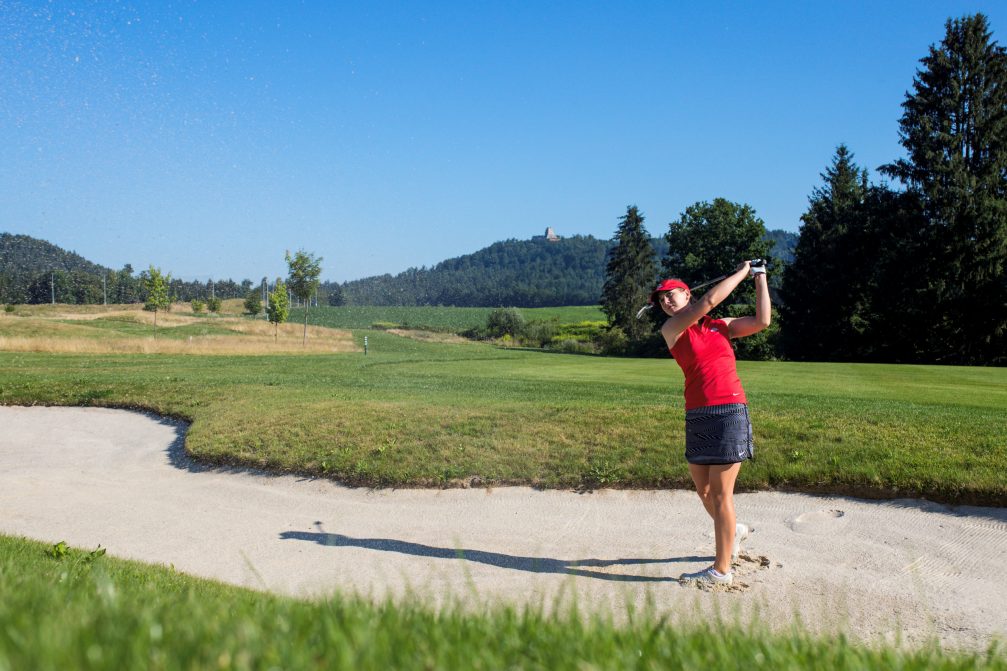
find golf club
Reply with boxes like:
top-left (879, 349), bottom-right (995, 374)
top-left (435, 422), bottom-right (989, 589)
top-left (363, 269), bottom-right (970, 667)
top-left (636, 259), bottom-right (766, 319)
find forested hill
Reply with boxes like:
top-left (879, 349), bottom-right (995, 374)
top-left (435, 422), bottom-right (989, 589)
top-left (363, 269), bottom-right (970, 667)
top-left (0, 233), bottom-right (112, 276)
top-left (336, 236), bottom-right (610, 307)
top-left (332, 230), bottom-right (797, 307)
top-left (0, 232), bottom-right (252, 305)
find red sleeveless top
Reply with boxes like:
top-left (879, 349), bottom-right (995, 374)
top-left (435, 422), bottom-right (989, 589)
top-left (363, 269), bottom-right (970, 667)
top-left (669, 316), bottom-right (747, 410)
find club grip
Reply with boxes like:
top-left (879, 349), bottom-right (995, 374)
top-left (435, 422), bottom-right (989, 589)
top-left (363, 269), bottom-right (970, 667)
top-left (749, 258), bottom-right (766, 268)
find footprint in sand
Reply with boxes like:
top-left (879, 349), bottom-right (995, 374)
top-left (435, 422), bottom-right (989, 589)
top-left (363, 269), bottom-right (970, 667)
top-left (787, 509), bottom-right (846, 535)
top-left (685, 553), bottom-right (774, 593)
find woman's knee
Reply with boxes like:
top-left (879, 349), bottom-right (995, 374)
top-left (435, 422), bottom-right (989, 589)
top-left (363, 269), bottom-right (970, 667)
top-left (710, 492), bottom-right (733, 512)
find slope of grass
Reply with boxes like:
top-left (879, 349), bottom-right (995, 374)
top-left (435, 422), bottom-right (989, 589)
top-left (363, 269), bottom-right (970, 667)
top-left (1, 535), bottom-right (1002, 670)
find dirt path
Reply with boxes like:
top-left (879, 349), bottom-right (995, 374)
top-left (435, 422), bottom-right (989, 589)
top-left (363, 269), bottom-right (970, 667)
top-left (1, 406), bottom-right (1004, 651)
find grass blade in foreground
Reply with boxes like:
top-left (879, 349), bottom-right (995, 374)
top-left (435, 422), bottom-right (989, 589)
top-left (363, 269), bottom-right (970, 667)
top-left (1, 535), bottom-right (1003, 670)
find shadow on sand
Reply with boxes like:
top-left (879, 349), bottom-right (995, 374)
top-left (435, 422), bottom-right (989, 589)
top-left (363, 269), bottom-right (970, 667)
top-left (280, 525), bottom-right (705, 583)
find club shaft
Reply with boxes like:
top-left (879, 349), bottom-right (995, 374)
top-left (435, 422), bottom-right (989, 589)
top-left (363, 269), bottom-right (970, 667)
top-left (689, 273), bottom-right (729, 292)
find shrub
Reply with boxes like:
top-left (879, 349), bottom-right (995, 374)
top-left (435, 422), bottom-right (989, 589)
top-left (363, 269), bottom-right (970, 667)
top-left (597, 326), bottom-right (629, 355)
top-left (519, 320), bottom-right (559, 348)
top-left (486, 308), bottom-right (525, 338)
top-left (547, 338), bottom-right (597, 355)
top-left (207, 297), bottom-right (222, 313)
top-left (3, 304), bottom-right (14, 313)
top-left (243, 292), bottom-right (262, 317)
top-left (191, 300), bottom-right (206, 314)
top-left (371, 322), bottom-right (400, 330)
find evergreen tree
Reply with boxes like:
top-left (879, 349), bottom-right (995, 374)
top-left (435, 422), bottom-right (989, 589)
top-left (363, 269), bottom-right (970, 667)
top-left (244, 291), bottom-right (262, 317)
top-left (326, 283), bottom-right (346, 307)
top-left (783, 145), bottom-right (873, 360)
top-left (601, 205), bottom-right (659, 342)
top-left (881, 13), bottom-right (1007, 364)
top-left (285, 249), bottom-right (323, 346)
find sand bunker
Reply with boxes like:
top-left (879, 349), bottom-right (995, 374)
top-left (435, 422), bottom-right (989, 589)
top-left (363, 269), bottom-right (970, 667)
top-left (1, 406), bottom-right (1004, 651)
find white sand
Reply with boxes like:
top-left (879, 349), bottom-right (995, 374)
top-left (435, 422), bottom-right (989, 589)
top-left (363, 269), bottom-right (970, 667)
top-left (1, 406), bottom-right (1005, 651)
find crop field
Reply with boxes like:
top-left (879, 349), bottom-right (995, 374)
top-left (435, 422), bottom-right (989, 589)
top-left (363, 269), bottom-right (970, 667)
top-left (299, 304), bottom-right (606, 331)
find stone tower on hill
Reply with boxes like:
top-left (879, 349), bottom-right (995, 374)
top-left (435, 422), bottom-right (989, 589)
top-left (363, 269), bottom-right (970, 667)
top-left (532, 227), bottom-right (561, 242)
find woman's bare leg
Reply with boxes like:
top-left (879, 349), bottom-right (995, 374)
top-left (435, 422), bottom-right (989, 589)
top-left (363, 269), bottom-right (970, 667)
top-left (688, 463), bottom-right (743, 574)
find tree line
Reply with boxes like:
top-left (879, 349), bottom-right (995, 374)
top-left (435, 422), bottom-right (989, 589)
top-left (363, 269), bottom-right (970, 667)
top-left (327, 232), bottom-right (793, 309)
top-left (601, 14), bottom-right (1006, 366)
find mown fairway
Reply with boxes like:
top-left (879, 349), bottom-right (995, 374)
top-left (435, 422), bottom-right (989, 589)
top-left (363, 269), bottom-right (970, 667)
top-left (1, 324), bottom-right (1004, 504)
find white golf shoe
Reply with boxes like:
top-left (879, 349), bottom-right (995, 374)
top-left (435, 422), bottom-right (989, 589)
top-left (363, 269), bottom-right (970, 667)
top-left (732, 522), bottom-right (751, 560)
top-left (679, 565), bottom-right (733, 586)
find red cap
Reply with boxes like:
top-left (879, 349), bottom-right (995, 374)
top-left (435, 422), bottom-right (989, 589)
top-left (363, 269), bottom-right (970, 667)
top-left (649, 279), bottom-right (690, 304)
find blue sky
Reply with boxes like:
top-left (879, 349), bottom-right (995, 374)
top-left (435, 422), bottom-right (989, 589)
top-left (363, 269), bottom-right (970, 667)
top-left (1, 1), bottom-right (1001, 283)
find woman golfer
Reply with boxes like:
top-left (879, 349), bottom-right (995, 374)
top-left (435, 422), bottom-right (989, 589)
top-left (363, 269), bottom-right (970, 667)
top-left (652, 259), bottom-right (770, 586)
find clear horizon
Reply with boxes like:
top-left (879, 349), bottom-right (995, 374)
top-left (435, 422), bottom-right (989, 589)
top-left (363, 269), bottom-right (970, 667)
top-left (2, 2), bottom-right (1001, 283)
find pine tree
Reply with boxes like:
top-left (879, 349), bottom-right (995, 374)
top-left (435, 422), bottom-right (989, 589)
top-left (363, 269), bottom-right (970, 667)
top-left (601, 206), bottom-right (659, 342)
top-left (881, 13), bottom-right (1007, 364)
top-left (783, 145), bottom-right (872, 360)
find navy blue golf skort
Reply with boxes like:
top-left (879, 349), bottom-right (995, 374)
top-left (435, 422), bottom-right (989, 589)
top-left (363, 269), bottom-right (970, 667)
top-left (684, 403), bottom-right (754, 465)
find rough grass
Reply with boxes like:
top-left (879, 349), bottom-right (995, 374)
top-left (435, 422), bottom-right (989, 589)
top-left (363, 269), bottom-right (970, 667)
top-left (1, 535), bottom-right (1002, 671)
top-left (0, 308), bottom-right (356, 355)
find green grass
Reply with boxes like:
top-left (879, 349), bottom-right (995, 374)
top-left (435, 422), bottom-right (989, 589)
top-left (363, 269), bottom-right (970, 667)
top-left (1, 331), bottom-right (1004, 503)
top-left (299, 304), bottom-right (606, 331)
top-left (53, 317), bottom-right (246, 340)
top-left (1, 534), bottom-right (1002, 671)
top-left (3, 314), bottom-right (1006, 666)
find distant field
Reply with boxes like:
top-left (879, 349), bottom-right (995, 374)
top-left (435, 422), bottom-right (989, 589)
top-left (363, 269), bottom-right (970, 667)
top-left (300, 304), bottom-right (606, 331)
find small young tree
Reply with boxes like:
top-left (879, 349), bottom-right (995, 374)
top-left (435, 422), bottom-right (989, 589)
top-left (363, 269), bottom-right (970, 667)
top-left (142, 266), bottom-right (172, 332)
top-left (267, 278), bottom-right (289, 342)
top-left (191, 299), bottom-right (206, 314)
top-left (285, 250), bottom-right (323, 346)
top-left (207, 297), bottom-right (222, 313)
top-left (243, 291), bottom-right (262, 317)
